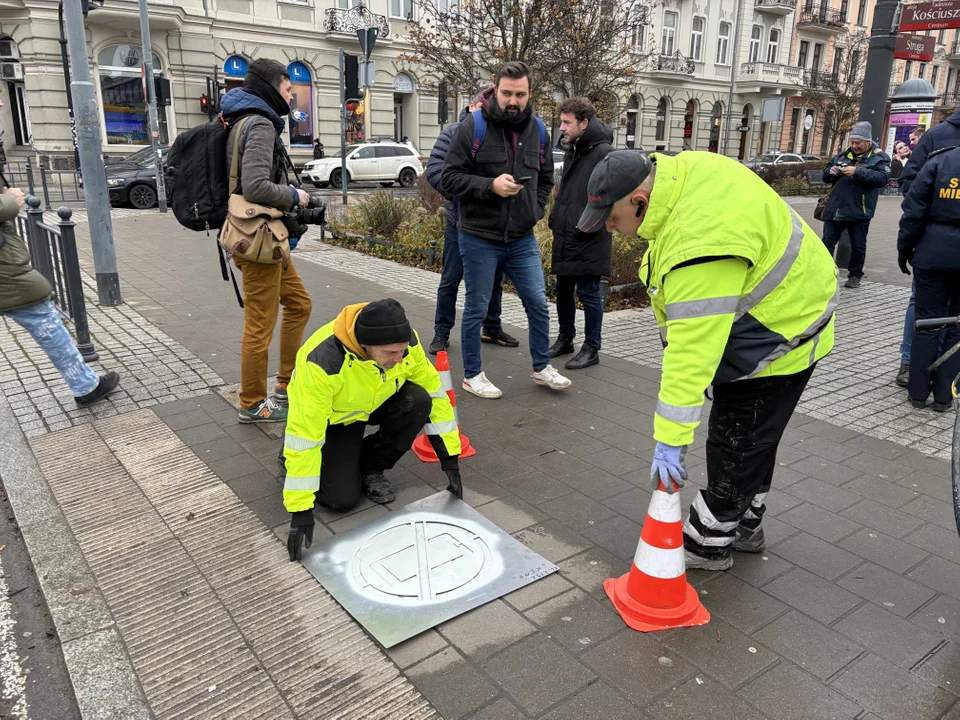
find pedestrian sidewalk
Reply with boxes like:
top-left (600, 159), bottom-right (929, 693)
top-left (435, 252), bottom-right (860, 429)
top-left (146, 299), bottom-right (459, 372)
top-left (0, 209), bottom-right (957, 719)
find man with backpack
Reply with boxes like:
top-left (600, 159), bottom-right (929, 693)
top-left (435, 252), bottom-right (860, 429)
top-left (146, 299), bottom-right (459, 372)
top-left (425, 91), bottom-right (518, 356)
top-left (221, 58), bottom-right (313, 423)
top-left (440, 61), bottom-right (570, 399)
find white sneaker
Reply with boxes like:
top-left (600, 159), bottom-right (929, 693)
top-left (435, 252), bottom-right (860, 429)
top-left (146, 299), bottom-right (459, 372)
top-left (532, 364), bottom-right (572, 390)
top-left (462, 372), bottom-right (503, 399)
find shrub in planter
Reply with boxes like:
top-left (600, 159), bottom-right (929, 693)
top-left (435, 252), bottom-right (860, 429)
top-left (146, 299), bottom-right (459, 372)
top-left (353, 190), bottom-right (417, 240)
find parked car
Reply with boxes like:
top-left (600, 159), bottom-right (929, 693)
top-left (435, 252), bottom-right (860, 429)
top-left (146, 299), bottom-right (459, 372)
top-left (800, 154), bottom-right (823, 164)
top-left (106, 145), bottom-right (170, 209)
top-left (303, 141), bottom-right (423, 188)
top-left (744, 152), bottom-right (805, 171)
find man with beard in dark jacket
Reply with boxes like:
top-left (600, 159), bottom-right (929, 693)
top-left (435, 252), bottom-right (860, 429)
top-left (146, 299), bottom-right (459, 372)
top-left (221, 58), bottom-right (313, 424)
top-left (425, 93), bottom-right (518, 356)
top-left (547, 97), bottom-right (613, 370)
top-left (441, 61), bottom-right (570, 399)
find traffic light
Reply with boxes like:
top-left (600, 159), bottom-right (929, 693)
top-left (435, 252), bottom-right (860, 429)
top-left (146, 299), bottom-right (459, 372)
top-left (438, 80), bottom-right (448, 125)
top-left (200, 93), bottom-right (210, 115)
top-left (155, 77), bottom-right (172, 107)
top-left (345, 53), bottom-right (360, 101)
top-left (345, 100), bottom-right (357, 114)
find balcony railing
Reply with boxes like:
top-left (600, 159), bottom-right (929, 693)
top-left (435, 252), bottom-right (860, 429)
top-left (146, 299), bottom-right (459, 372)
top-left (755, 0), bottom-right (798, 13)
top-left (949, 42), bottom-right (960, 60)
top-left (797, 5), bottom-right (847, 29)
top-left (323, 5), bottom-right (389, 36)
top-left (649, 52), bottom-right (695, 75)
top-left (806, 69), bottom-right (840, 87)
top-left (941, 92), bottom-right (960, 108)
top-left (740, 61), bottom-right (805, 84)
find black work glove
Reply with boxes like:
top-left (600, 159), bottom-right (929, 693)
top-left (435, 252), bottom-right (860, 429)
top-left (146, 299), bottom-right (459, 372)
top-left (287, 510), bottom-right (315, 562)
top-left (898, 254), bottom-right (912, 276)
top-left (445, 468), bottom-right (463, 500)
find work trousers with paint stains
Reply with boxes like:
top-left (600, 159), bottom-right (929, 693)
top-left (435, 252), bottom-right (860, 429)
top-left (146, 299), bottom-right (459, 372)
top-left (683, 365), bottom-right (816, 559)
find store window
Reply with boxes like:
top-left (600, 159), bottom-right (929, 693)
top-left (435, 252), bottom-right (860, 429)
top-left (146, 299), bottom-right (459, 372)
top-left (287, 61), bottom-right (313, 147)
top-left (655, 97), bottom-right (668, 143)
top-left (709, 102), bottom-right (722, 153)
top-left (97, 44), bottom-right (168, 146)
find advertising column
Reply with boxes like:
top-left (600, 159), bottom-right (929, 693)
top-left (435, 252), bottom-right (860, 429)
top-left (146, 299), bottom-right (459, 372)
top-left (885, 79), bottom-right (938, 167)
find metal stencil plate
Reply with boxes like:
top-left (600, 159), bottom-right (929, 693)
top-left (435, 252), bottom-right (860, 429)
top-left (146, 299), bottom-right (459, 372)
top-left (301, 492), bottom-right (558, 647)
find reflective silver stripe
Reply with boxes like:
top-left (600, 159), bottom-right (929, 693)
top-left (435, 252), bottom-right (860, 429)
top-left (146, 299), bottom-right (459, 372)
top-left (736, 211), bottom-right (804, 319)
top-left (682, 518), bottom-right (736, 547)
top-left (691, 491), bottom-right (739, 532)
top-left (656, 399), bottom-right (703, 424)
top-left (808, 332), bottom-right (820, 366)
top-left (425, 419), bottom-right (458, 435)
top-left (429, 388), bottom-right (447, 399)
top-left (665, 295), bottom-right (739, 322)
top-left (284, 475), bottom-right (320, 492)
top-left (284, 434), bottom-right (324, 452)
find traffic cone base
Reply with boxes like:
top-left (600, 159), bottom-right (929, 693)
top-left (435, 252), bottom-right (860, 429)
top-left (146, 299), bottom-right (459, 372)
top-left (413, 432), bottom-right (476, 462)
top-left (604, 574), bottom-right (710, 632)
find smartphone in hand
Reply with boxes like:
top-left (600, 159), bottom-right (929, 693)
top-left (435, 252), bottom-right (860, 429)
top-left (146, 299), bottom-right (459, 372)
top-left (514, 176), bottom-right (533, 186)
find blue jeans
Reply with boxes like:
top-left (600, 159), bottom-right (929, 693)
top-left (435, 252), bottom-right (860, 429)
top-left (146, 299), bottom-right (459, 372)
top-left (434, 219), bottom-right (503, 338)
top-left (2, 300), bottom-right (99, 397)
top-left (459, 232), bottom-right (550, 377)
top-left (822, 220), bottom-right (869, 279)
top-left (901, 278), bottom-right (948, 364)
top-left (556, 275), bottom-right (603, 350)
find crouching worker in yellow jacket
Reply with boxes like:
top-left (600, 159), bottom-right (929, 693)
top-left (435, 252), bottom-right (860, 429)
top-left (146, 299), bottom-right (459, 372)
top-left (578, 150), bottom-right (838, 572)
top-left (284, 299), bottom-right (462, 561)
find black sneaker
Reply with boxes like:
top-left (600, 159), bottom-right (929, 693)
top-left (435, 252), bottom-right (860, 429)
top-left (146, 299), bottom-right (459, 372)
top-left (565, 344), bottom-right (599, 370)
top-left (362, 472), bottom-right (396, 504)
top-left (481, 329), bottom-right (520, 348)
top-left (933, 401), bottom-right (952, 413)
top-left (895, 363), bottom-right (909, 388)
top-left (75, 372), bottom-right (121, 407)
top-left (844, 276), bottom-right (862, 289)
top-left (429, 335), bottom-right (449, 355)
top-left (548, 334), bottom-right (575, 358)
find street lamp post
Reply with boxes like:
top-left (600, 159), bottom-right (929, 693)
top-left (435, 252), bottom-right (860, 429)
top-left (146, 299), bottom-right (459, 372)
top-left (57, 2), bottom-right (80, 173)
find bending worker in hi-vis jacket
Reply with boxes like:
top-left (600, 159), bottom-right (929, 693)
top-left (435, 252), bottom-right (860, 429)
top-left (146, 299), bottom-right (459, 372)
top-left (577, 150), bottom-right (838, 572)
top-left (282, 299), bottom-right (462, 561)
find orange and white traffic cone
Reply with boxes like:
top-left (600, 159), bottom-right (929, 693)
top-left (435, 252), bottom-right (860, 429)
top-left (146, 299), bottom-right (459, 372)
top-left (413, 350), bottom-right (476, 462)
top-left (603, 482), bottom-right (710, 632)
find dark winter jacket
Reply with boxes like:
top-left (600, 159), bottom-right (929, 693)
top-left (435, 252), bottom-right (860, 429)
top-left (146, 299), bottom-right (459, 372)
top-left (0, 175), bottom-right (53, 313)
top-left (221, 88), bottom-right (297, 211)
top-left (897, 146), bottom-right (960, 271)
top-left (899, 109), bottom-right (960, 196)
top-left (822, 145), bottom-right (891, 222)
top-left (439, 88), bottom-right (554, 242)
top-left (427, 107), bottom-right (470, 224)
top-left (549, 117), bottom-right (614, 276)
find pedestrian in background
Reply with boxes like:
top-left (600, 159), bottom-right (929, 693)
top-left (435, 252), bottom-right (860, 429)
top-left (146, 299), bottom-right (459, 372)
top-left (313, 137), bottom-right (324, 160)
top-left (897, 146), bottom-right (960, 411)
top-left (547, 97), bottom-right (613, 370)
top-left (820, 121), bottom-right (891, 289)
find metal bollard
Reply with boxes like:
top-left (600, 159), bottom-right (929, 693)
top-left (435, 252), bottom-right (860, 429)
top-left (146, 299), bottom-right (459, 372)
top-left (25, 157), bottom-right (36, 196)
top-left (25, 196), bottom-right (54, 284)
top-left (39, 166), bottom-right (52, 210)
top-left (428, 237), bottom-right (438, 266)
top-left (57, 206), bottom-right (98, 361)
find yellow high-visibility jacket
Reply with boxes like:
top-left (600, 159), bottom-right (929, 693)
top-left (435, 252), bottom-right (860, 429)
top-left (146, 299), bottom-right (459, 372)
top-left (283, 303), bottom-right (461, 512)
top-left (640, 152), bottom-right (839, 447)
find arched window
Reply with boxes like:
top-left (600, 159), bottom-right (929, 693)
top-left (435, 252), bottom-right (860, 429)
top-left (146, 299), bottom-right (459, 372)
top-left (749, 25), bottom-right (763, 63)
top-left (690, 17), bottom-right (705, 62)
top-left (656, 97), bottom-right (669, 143)
top-left (767, 28), bottom-right (781, 64)
top-left (709, 102), bottom-right (723, 153)
top-left (287, 62), bottom-right (313, 147)
top-left (97, 44), bottom-right (168, 145)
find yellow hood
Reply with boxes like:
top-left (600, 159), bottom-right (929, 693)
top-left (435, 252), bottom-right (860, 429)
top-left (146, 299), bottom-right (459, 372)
top-left (333, 302), bottom-right (369, 360)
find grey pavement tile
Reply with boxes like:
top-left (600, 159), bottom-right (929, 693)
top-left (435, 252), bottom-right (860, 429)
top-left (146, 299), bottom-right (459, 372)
top-left (481, 634), bottom-right (596, 716)
top-left (800, 419), bottom-right (861, 443)
top-left (460, 473), bottom-right (507, 508)
top-left (831, 654), bottom-right (956, 720)
top-left (840, 498), bottom-right (926, 539)
top-left (540, 681), bottom-right (643, 720)
top-left (738, 662), bottom-right (862, 720)
top-left (841, 433), bottom-right (909, 460)
top-left (190, 436), bottom-right (244, 463)
top-left (834, 602), bottom-right (943, 669)
top-left (914, 641), bottom-right (960, 695)
top-left (797, 434), bottom-right (862, 463)
top-left (913, 594), bottom-right (960, 643)
top-left (240, 432), bottom-right (284, 460)
top-left (788, 455), bottom-right (862, 484)
top-left (761, 568), bottom-right (863, 625)
top-left (694, 574), bottom-right (788, 634)
top-left (601, 487), bottom-right (655, 525)
top-left (438, 600), bottom-right (537, 661)
top-left (728, 551), bottom-right (794, 588)
top-left (753, 609), bottom-right (864, 680)
top-left (908, 556), bottom-right (960, 601)
top-left (407, 647), bottom-right (500, 720)
top-left (837, 561), bottom-right (937, 618)
top-left (467, 698), bottom-right (526, 720)
top-left (541, 490), bottom-right (620, 530)
top-left (785, 477), bottom-right (861, 513)
top-left (495, 431), bottom-right (558, 459)
top-left (776, 502), bottom-right (861, 544)
top-left (899, 470), bottom-right (955, 504)
top-left (645, 675), bottom-right (766, 720)
top-left (227, 470), bottom-right (281, 504)
top-left (151, 397), bottom-right (204, 418)
top-left (753, 515), bottom-right (798, 547)
top-left (761, 490), bottom-right (804, 517)
top-left (550, 430), bottom-right (612, 458)
top-left (581, 447), bottom-right (647, 478)
top-left (662, 618), bottom-right (777, 689)
top-left (503, 572), bottom-right (573, 612)
top-left (842, 474), bottom-right (920, 508)
top-left (905, 523), bottom-right (960, 566)
top-left (385, 630), bottom-right (448, 670)
top-left (557, 547), bottom-right (631, 600)
top-left (207, 452), bottom-right (265, 482)
top-left (245, 495), bottom-right (290, 529)
top-left (561, 468), bottom-right (634, 501)
top-left (523, 588), bottom-right (624, 653)
top-left (467, 451), bottom-right (537, 484)
top-left (513, 520), bottom-right (593, 564)
top-left (582, 631), bottom-right (696, 707)
top-left (837, 527), bottom-right (931, 574)
top-left (770, 532), bottom-right (862, 581)
top-left (161, 407), bottom-right (212, 430)
top-left (771, 465), bottom-right (808, 489)
top-left (327, 504), bottom-right (391, 534)
top-left (476, 497), bottom-right (547, 534)
top-left (842, 452), bottom-right (915, 481)
top-left (507, 469), bottom-right (576, 505)
top-left (902, 494), bottom-right (958, 532)
top-left (530, 449), bottom-right (597, 480)
top-left (581, 515), bottom-right (644, 562)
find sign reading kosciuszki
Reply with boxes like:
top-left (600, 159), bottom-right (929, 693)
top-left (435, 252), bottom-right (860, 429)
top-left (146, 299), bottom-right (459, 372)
top-left (900, 0), bottom-right (960, 32)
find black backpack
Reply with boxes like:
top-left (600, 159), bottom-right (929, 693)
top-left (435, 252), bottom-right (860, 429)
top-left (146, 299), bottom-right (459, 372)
top-left (164, 115), bottom-right (254, 232)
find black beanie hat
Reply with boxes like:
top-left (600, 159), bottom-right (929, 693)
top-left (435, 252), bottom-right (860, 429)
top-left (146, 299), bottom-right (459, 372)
top-left (355, 299), bottom-right (412, 347)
